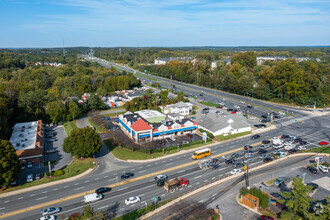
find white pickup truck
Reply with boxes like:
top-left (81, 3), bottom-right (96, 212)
top-left (272, 137), bottom-right (283, 146)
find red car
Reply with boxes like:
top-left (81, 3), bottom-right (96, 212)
top-left (258, 215), bottom-right (274, 220)
top-left (319, 141), bottom-right (329, 146)
top-left (231, 111), bottom-right (237, 114)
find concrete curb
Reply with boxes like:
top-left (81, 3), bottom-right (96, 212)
top-left (112, 127), bottom-right (276, 163)
top-left (139, 153), bottom-right (330, 219)
top-left (236, 193), bottom-right (262, 216)
top-left (0, 161), bottom-right (98, 199)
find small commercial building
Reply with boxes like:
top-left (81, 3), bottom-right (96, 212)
top-left (9, 120), bottom-right (44, 164)
top-left (164, 102), bottom-right (193, 116)
top-left (118, 110), bottom-right (197, 143)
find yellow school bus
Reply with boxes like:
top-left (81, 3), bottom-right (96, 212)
top-left (192, 148), bottom-right (211, 160)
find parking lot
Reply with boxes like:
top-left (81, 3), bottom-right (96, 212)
top-left (16, 124), bottom-right (71, 185)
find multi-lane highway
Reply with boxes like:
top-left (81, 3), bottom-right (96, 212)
top-left (1, 112), bottom-right (329, 219)
top-left (0, 57), bottom-right (328, 219)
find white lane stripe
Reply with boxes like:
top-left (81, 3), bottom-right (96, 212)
top-left (64, 186), bottom-right (69, 188)
top-left (3, 201), bottom-right (9, 203)
top-left (120, 208), bottom-right (125, 210)
top-left (97, 205), bottom-right (108, 210)
top-left (74, 183), bottom-right (79, 185)
top-left (165, 163), bottom-right (173, 166)
top-left (138, 170), bottom-right (146, 173)
top-left (95, 178), bottom-right (99, 180)
top-left (193, 175), bottom-right (202, 179)
top-left (30, 194), bottom-right (35, 197)
top-left (74, 187), bottom-right (85, 191)
top-left (18, 197), bottom-right (23, 200)
top-left (104, 175), bottom-right (108, 178)
top-left (36, 196), bottom-right (47, 200)
top-left (0, 207), bottom-right (5, 210)
top-left (41, 191), bottom-right (47, 194)
top-left (118, 187), bottom-right (128, 191)
top-left (53, 188), bottom-right (58, 191)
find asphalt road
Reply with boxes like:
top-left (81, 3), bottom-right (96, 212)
top-left (151, 155), bottom-right (330, 220)
top-left (1, 113), bottom-right (329, 219)
top-left (89, 57), bottom-right (310, 117)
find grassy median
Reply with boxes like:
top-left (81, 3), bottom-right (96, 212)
top-left (1, 158), bottom-right (96, 194)
top-left (63, 121), bottom-right (78, 135)
top-left (198, 101), bottom-right (219, 107)
top-left (307, 146), bottom-right (330, 154)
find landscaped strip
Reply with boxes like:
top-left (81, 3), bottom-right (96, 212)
top-left (88, 118), bottom-right (108, 133)
top-left (198, 101), bottom-right (219, 107)
top-left (0, 158), bottom-right (96, 194)
top-left (104, 139), bottom-right (212, 161)
top-left (63, 121), bottom-right (78, 136)
top-left (307, 146), bottom-right (330, 154)
top-left (216, 131), bottom-right (251, 142)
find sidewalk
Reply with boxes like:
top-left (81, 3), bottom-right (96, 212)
top-left (0, 163), bottom-right (97, 198)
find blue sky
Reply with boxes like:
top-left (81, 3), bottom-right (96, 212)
top-left (0, 0), bottom-right (329, 47)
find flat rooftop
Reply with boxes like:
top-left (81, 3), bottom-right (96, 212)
top-left (9, 121), bottom-right (38, 151)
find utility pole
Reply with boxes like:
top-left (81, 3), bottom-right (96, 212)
top-left (245, 153), bottom-right (250, 189)
top-left (48, 161), bottom-right (52, 177)
top-left (170, 75), bottom-right (173, 93)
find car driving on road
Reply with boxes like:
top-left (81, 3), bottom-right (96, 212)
top-left (230, 169), bottom-right (241, 175)
top-left (95, 187), bottom-right (112, 194)
top-left (42, 207), bottom-right (61, 216)
top-left (155, 174), bottom-right (168, 181)
top-left (40, 216), bottom-right (56, 220)
top-left (125, 196), bottom-right (141, 205)
top-left (251, 134), bottom-right (260, 140)
top-left (121, 172), bottom-right (134, 179)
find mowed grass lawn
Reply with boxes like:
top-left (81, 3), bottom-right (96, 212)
top-left (198, 101), bottom-right (219, 107)
top-left (88, 118), bottom-right (108, 133)
top-left (63, 121), bottom-right (78, 135)
top-left (307, 146), bottom-right (330, 154)
top-left (1, 158), bottom-right (96, 194)
top-left (104, 139), bottom-right (210, 161)
top-left (216, 131), bottom-right (251, 142)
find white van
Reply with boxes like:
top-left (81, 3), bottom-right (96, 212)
top-left (84, 193), bottom-right (103, 203)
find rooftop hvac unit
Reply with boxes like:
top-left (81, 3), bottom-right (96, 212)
top-left (16, 143), bottom-right (20, 146)
top-left (22, 144), bottom-right (25, 147)
top-left (22, 126), bottom-right (25, 129)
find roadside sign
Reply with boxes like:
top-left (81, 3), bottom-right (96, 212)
top-left (202, 132), bottom-right (207, 143)
top-left (153, 197), bottom-right (157, 202)
top-left (315, 157), bottom-right (322, 162)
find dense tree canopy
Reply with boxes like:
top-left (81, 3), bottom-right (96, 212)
top-left (0, 49), bottom-right (141, 139)
top-left (0, 140), bottom-right (20, 186)
top-left (63, 127), bottom-right (102, 158)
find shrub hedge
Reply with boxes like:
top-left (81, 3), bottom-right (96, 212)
top-left (199, 128), bottom-right (215, 139)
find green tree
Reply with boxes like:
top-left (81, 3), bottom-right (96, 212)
top-left (0, 140), bottom-right (20, 186)
top-left (45, 100), bottom-right (67, 123)
top-left (67, 101), bottom-right (81, 121)
top-left (63, 127), bottom-right (102, 158)
top-left (88, 94), bottom-right (100, 111)
top-left (279, 177), bottom-right (314, 219)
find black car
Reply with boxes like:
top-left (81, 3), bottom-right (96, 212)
top-left (259, 124), bottom-right (267, 128)
top-left (262, 140), bottom-right (271, 145)
top-left (95, 187), bottom-right (112, 194)
top-left (261, 115), bottom-right (268, 119)
top-left (121, 172), bottom-right (134, 179)
top-left (258, 149), bottom-right (268, 154)
top-left (251, 134), bottom-right (260, 140)
top-left (254, 124), bottom-right (262, 128)
top-left (231, 153), bottom-right (240, 158)
top-left (227, 108), bottom-right (234, 112)
top-left (243, 145), bottom-right (253, 150)
top-left (225, 158), bottom-right (235, 164)
top-left (281, 134), bottom-right (290, 139)
top-left (307, 166), bottom-right (317, 174)
top-left (263, 157), bottom-right (273, 163)
top-left (288, 149), bottom-right (298, 154)
top-left (260, 119), bottom-right (269, 123)
top-left (211, 163), bottom-right (221, 169)
top-left (273, 115), bottom-right (280, 119)
top-left (232, 162), bottom-right (243, 167)
top-left (299, 140), bottom-right (307, 145)
top-left (306, 183), bottom-right (319, 191)
top-left (247, 105), bottom-right (254, 109)
top-left (294, 138), bottom-right (302, 143)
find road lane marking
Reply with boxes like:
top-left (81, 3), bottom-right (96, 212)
top-left (36, 197), bottom-right (47, 201)
top-left (0, 208), bottom-right (4, 210)
top-left (30, 194), bottom-right (35, 197)
top-left (0, 145), bottom-right (254, 218)
top-left (138, 171), bottom-right (146, 173)
top-left (103, 175), bottom-right (108, 178)
top-left (74, 183), bottom-right (79, 185)
top-left (165, 163), bottom-right (173, 166)
top-left (85, 180), bottom-right (90, 183)
top-left (74, 187), bottom-right (85, 191)
top-left (41, 191), bottom-right (47, 194)
top-left (98, 205), bottom-right (108, 210)
top-left (64, 186), bottom-right (68, 188)
top-left (95, 178), bottom-right (99, 180)
top-left (53, 188), bottom-right (58, 191)
top-left (18, 197), bottom-right (23, 200)
top-left (118, 187), bottom-right (128, 191)
top-left (3, 201), bottom-right (9, 203)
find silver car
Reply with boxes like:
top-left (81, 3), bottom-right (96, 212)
top-left (42, 207), bottom-right (61, 216)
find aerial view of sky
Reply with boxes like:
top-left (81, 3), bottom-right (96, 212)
top-left (0, 0), bottom-right (329, 47)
